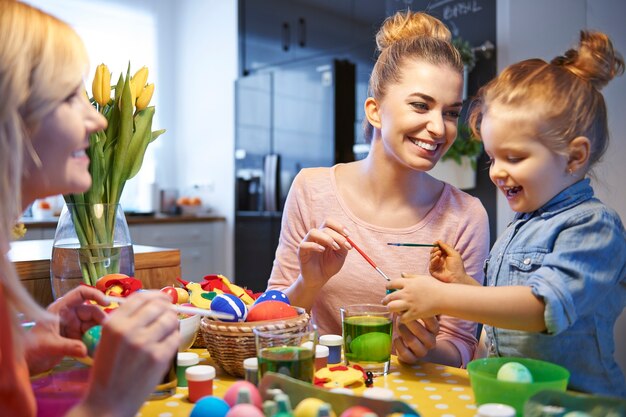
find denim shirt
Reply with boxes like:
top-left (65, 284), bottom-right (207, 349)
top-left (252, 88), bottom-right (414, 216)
top-left (485, 179), bottom-right (626, 397)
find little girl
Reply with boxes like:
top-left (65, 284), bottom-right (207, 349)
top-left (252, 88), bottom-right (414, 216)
top-left (383, 30), bottom-right (626, 397)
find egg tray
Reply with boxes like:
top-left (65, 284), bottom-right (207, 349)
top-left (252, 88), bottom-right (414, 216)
top-left (199, 308), bottom-right (309, 378)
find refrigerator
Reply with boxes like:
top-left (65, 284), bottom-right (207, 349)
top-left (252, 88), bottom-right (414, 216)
top-left (234, 57), bottom-right (356, 292)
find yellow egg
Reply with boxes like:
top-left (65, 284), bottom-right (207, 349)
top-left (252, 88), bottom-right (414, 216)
top-left (293, 398), bottom-right (336, 417)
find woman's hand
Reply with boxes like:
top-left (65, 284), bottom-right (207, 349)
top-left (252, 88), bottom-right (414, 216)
top-left (297, 218), bottom-right (352, 289)
top-left (24, 285), bottom-right (108, 375)
top-left (393, 315), bottom-right (440, 364)
top-left (47, 285), bottom-right (108, 340)
top-left (429, 241), bottom-right (478, 286)
top-left (77, 291), bottom-right (180, 417)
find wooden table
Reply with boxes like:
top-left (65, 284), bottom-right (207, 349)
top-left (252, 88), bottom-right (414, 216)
top-left (10, 239), bottom-right (181, 306)
top-left (32, 350), bottom-right (478, 417)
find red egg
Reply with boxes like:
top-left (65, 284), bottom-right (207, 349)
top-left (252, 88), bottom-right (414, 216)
top-left (246, 300), bottom-right (298, 322)
top-left (340, 406), bottom-right (375, 417)
top-left (160, 286), bottom-right (179, 303)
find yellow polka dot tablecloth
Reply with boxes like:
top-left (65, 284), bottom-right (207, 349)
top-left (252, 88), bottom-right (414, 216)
top-left (136, 350), bottom-right (477, 417)
top-left (33, 349), bottom-right (477, 417)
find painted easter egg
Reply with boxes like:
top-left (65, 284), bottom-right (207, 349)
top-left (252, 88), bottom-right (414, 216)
top-left (82, 325), bottom-right (102, 358)
top-left (190, 396), bottom-right (230, 417)
top-left (294, 397), bottom-right (337, 417)
top-left (225, 403), bottom-right (265, 417)
top-left (339, 405), bottom-right (375, 417)
top-left (349, 332), bottom-right (392, 362)
top-left (497, 361), bottom-right (533, 383)
top-left (246, 300), bottom-right (298, 322)
top-left (223, 381), bottom-right (262, 409)
top-left (254, 290), bottom-right (290, 305)
top-left (211, 293), bottom-right (248, 322)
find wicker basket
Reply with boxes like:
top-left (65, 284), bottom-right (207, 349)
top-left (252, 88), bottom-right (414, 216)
top-left (199, 309), bottom-right (310, 378)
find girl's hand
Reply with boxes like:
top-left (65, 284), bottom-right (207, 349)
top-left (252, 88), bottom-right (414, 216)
top-left (297, 218), bottom-right (352, 289)
top-left (382, 273), bottom-right (441, 322)
top-left (24, 286), bottom-right (109, 375)
top-left (393, 315), bottom-right (440, 364)
top-left (429, 241), bottom-right (477, 285)
top-left (80, 291), bottom-right (180, 417)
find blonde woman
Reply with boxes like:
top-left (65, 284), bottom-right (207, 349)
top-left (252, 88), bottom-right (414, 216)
top-left (268, 10), bottom-right (490, 368)
top-left (0, 1), bottom-right (179, 416)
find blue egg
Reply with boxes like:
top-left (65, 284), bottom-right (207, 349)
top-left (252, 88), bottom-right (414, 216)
top-left (211, 293), bottom-right (248, 322)
top-left (82, 325), bottom-right (102, 358)
top-left (253, 290), bottom-right (290, 306)
top-left (191, 396), bottom-right (230, 417)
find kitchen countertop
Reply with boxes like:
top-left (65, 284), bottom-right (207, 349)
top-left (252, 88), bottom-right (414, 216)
top-left (21, 213), bottom-right (226, 227)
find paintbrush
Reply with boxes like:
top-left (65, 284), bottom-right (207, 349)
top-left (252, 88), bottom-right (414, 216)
top-left (387, 242), bottom-right (438, 247)
top-left (344, 236), bottom-right (391, 282)
top-left (102, 294), bottom-right (235, 321)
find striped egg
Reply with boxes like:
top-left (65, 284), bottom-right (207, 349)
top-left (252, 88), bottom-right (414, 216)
top-left (211, 293), bottom-right (248, 322)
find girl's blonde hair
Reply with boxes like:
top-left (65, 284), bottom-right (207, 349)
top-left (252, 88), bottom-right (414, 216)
top-left (469, 31), bottom-right (624, 168)
top-left (0, 0), bottom-right (89, 323)
top-left (364, 10), bottom-right (464, 140)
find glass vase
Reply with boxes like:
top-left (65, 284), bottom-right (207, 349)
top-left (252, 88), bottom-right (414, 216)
top-left (50, 203), bottom-right (134, 299)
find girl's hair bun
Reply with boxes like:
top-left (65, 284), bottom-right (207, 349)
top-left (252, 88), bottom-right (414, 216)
top-left (376, 10), bottom-right (451, 52)
top-left (551, 30), bottom-right (624, 90)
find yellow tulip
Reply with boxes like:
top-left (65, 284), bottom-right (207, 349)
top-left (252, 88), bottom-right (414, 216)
top-left (92, 63), bottom-right (111, 107)
top-left (136, 83), bottom-right (154, 111)
top-left (131, 66), bottom-right (149, 99)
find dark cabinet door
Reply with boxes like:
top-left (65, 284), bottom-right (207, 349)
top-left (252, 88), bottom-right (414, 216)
top-left (241, 0), bottom-right (358, 74)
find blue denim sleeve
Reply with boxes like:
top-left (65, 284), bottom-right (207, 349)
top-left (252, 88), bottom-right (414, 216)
top-left (528, 207), bottom-right (626, 335)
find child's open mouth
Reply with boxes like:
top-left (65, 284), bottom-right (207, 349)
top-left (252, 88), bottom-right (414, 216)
top-left (503, 186), bottom-right (522, 197)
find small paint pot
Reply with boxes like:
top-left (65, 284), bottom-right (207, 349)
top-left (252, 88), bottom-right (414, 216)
top-left (319, 334), bottom-right (343, 364)
top-left (177, 352), bottom-right (200, 387)
top-left (186, 365), bottom-right (215, 403)
top-left (243, 357), bottom-right (259, 386)
top-left (315, 344), bottom-right (329, 370)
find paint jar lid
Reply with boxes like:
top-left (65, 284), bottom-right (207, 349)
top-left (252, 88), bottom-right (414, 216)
top-left (319, 334), bottom-right (343, 346)
top-left (315, 345), bottom-right (329, 358)
top-left (185, 365), bottom-right (215, 381)
top-left (243, 357), bottom-right (258, 370)
top-left (177, 352), bottom-right (200, 367)
top-left (362, 387), bottom-right (394, 400)
top-left (476, 403), bottom-right (516, 417)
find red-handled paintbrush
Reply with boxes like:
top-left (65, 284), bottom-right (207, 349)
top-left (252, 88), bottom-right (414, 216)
top-left (345, 236), bottom-right (391, 282)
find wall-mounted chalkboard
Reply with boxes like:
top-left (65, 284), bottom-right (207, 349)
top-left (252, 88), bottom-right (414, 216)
top-left (386, 0), bottom-right (498, 245)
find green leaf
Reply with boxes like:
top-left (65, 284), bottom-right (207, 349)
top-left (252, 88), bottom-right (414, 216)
top-left (441, 122), bottom-right (483, 166)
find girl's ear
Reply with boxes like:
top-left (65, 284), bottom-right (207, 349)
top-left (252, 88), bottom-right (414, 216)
top-left (364, 97), bottom-right (381, 129)
top-left (567, 136), bottom-right (591, 173)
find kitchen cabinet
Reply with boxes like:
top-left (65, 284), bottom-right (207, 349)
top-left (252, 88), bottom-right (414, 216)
top-left (240, 0), bottom-right (363, 74)
top-left (129, 221), bottom-right (226, 282)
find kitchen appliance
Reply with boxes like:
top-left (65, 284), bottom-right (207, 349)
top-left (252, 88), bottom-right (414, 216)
top-left (235, 58), bottom-right (355, 291)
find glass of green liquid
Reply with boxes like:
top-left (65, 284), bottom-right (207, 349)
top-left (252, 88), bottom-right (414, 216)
top-left (341, 304), bottom-right (392, 376)
top-left (254, 322), bottom-right (317, 383)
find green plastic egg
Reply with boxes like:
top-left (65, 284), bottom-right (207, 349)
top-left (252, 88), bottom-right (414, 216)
top-left (496, 361), bottom-right (533, 383)
top-left (349, 332), bottom-right (391, 362)
top-left (82, 325), bottom-right (102, 358)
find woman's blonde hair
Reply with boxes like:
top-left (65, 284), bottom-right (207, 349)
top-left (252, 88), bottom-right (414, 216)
top-left (0, 0), bottom-right (89, 322)
top-left (469, 31), bottom-right (624, 168)
top-left (364, 10), bottom-right (464, 140)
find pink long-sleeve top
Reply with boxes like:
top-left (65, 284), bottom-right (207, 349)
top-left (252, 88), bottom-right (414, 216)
top-left (267, 166), bottom-right (490, 366)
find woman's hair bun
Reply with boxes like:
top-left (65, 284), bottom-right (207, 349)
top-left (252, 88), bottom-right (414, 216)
top-left (376, 10), bottom-right (451, 52)
top-left (551, 30), bottom-right (624, 90)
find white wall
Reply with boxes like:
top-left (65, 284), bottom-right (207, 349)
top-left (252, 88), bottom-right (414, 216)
top-left (497, 0), bottom-right (626, 376)
top-left (170, 0), bottom-right (237, 278)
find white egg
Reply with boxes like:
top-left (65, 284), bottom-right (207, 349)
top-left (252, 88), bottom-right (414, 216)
top-left (496, 361), bottom-right (533, 383)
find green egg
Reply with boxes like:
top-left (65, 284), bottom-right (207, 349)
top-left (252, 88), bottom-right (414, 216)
top-left (496, 361), bottom-right (533, 383)
top-left (349, 332), bottom-right (391, 362)
top-left (82, 325), bottom-right (102, 358)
